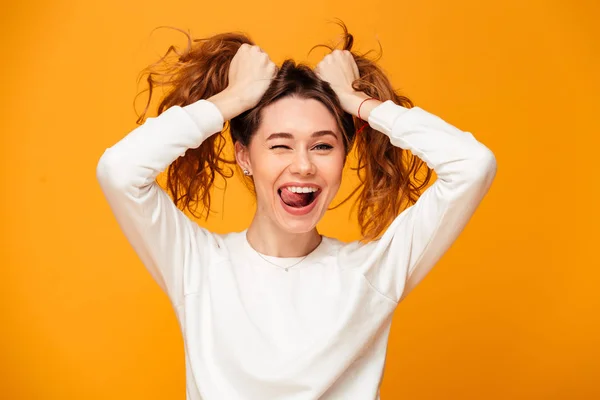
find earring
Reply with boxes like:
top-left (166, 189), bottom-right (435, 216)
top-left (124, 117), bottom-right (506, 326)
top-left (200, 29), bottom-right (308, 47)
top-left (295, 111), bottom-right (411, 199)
top-left (243, 168), bottom-right (251, 176)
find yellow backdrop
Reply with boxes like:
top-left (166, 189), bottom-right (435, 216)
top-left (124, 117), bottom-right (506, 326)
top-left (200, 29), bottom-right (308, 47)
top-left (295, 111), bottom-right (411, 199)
top-left (2, 0), bottom-right (599, 398)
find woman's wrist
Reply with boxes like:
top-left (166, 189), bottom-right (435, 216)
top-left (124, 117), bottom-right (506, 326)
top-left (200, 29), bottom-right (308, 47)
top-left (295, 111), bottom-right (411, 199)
top-left (339, 91), bottom-right (382, 120)
top-left (207, 89), bottom-right (249, 121)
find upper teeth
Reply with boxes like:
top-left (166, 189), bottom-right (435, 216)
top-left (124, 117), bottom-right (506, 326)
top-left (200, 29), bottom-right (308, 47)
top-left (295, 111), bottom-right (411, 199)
top-left (285, 186), bottom-right (318, 193)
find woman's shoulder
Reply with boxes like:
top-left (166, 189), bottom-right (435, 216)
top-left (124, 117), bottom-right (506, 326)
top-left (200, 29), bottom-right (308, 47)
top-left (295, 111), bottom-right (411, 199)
top-left (214, 229), bottom-right (246, 251)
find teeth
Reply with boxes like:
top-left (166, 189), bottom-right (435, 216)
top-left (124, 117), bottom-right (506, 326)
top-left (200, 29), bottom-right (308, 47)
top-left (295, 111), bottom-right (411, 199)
top-left (284, 186), bottom-right (318, 193)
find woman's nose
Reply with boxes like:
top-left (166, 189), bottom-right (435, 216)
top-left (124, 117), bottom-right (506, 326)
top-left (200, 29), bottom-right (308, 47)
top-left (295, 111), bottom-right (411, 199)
top-left (289, 150), bottom-right (316, 176)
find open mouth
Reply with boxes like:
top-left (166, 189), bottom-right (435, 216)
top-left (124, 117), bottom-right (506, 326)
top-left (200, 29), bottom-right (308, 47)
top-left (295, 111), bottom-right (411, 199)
top-left (278, 186), bottom-right (322, 209)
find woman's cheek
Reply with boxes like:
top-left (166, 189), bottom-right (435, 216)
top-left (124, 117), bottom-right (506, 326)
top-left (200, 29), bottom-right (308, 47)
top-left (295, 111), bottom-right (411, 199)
top-left (321, 156), bottom-right (344, 182)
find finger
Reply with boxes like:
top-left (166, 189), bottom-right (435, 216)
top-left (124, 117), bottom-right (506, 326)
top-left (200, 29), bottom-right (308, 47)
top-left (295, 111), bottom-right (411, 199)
top-left (314, 66), bottom-right (322, 78)
top-left (351, 58), bottom-right (360, 78)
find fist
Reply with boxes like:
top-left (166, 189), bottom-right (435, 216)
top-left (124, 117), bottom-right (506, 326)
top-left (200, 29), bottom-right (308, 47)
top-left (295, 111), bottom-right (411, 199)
top-left (227, 44), bottom-right (278, 110)
top-left (314, 49), bottom-right (360, 99)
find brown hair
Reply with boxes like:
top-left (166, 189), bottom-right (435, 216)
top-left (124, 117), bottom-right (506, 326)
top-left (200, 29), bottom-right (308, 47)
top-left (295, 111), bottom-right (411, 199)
top-left (134, 21), bottom-right (432, 241)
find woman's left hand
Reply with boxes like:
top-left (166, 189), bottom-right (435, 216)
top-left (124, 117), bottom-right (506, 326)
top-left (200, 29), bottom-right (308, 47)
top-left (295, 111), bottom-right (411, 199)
top-left (314, 50), bottom-right (375, 119)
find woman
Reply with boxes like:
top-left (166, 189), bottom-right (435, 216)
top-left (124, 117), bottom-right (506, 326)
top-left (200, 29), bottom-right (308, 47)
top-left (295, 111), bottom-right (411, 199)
top-left (96, 25), bottom-right (496, 400)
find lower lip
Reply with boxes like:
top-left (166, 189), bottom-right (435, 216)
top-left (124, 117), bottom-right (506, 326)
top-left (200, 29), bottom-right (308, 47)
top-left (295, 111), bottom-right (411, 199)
top-left (278, 190), bottom-right (322, 216)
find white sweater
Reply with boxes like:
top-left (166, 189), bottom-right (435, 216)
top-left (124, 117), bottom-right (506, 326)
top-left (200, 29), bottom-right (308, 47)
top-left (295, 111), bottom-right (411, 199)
top-left (96, 99), bottom-right (496, 400)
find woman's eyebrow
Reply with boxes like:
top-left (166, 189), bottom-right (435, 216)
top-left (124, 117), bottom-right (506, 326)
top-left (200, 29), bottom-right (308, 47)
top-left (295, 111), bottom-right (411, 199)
top-left (266, 130), bottom-right (338, 140)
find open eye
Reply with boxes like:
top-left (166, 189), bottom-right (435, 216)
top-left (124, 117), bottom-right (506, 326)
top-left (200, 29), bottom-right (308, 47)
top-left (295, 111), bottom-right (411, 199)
top-left (313, 143), bottom-right (333, 151)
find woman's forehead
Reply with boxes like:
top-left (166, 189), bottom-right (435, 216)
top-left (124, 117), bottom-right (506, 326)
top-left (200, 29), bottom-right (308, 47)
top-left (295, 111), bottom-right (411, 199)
top-left (258, 97), bottom-right (340, 138)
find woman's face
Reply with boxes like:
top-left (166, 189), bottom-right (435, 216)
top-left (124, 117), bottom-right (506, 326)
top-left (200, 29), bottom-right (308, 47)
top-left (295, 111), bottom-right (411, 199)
top-left (236, 96), bottom-right (346, 234)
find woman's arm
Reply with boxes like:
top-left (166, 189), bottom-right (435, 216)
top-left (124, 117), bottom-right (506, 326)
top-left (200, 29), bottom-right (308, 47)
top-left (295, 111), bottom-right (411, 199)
top-left (96, 100), bottom-right (226, 304)
top-left (316, 50), bottom-right (496, 302)
top-left (96, 44), bottom-right (277, 304)
top-left (339, 97), bottom-right (497, 302)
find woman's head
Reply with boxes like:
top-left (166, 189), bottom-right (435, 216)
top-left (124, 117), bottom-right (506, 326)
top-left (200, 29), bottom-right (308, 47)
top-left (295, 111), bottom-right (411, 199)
top-left (135, 22), bottom-right (433, 241)
top-left (230, 60), bottom-right (355, 233)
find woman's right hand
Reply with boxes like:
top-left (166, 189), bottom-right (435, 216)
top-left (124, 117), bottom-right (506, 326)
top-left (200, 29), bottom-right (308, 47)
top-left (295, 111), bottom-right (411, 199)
top-left (208, 44), bottom-right (277, 120)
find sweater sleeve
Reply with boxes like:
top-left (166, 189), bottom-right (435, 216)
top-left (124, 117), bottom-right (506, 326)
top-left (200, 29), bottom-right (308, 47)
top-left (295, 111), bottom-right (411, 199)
top-left (96, 100), bottom-right (225, 305)
top-left (338, 101), bottom-right (497, 303)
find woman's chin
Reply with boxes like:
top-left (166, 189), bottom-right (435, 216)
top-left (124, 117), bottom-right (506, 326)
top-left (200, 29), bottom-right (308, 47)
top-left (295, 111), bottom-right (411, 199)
top-left (274, 204), bottom-right (323, 233)
top-left (275, 215), bottom-right (319, 234)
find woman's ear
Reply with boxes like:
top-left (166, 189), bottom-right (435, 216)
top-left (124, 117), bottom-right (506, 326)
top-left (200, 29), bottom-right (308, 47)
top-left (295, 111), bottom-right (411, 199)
top-left (234, 141), bottom-right (252, 175)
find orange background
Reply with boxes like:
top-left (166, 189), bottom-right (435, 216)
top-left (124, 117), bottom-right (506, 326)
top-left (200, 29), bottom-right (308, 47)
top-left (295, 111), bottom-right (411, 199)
top-left (2, 0), bottom-right (599, 398)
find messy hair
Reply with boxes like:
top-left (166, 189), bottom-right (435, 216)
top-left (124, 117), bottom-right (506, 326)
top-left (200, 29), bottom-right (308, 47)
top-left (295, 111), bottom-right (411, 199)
top-left (134, 21), bottom-right (433, 241)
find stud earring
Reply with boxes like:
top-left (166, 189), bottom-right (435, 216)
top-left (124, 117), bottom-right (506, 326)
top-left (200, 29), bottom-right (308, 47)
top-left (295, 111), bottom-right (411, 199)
top-left (243, 168), bottom-right (251, 176)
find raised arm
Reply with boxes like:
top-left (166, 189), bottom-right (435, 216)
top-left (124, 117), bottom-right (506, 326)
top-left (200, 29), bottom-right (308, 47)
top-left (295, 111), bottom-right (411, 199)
top-left (96, 100), bottom-right (225, 304)
top-left (96, 43), bottom-right (277, 305)
top-left (316, 50), bottom-right (497, 302)
top-left (340, 99), bottom-right (497, 302)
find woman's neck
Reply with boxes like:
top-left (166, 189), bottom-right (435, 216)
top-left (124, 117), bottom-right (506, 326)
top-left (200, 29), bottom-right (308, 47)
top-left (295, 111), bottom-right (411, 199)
top-left (246, 216), bottom-right (322, 258)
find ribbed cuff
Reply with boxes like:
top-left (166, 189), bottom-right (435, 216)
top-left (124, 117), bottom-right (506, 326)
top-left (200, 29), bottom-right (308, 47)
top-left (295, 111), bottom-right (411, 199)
top-left (367, 100), bottom-right (411, 137)
top-left (182, 100), bottom-right (226, 139)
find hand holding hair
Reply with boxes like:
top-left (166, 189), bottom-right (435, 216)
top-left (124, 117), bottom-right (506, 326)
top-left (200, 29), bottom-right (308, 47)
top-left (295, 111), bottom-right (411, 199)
top-left (208, 44), bottom-right (278, 120)
top-left (314, 49), bottom-right (381, 121)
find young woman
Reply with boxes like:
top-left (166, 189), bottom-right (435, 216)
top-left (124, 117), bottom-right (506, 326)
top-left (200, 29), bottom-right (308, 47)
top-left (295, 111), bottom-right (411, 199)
top-left (97, 26), bottom-right (496, 400)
